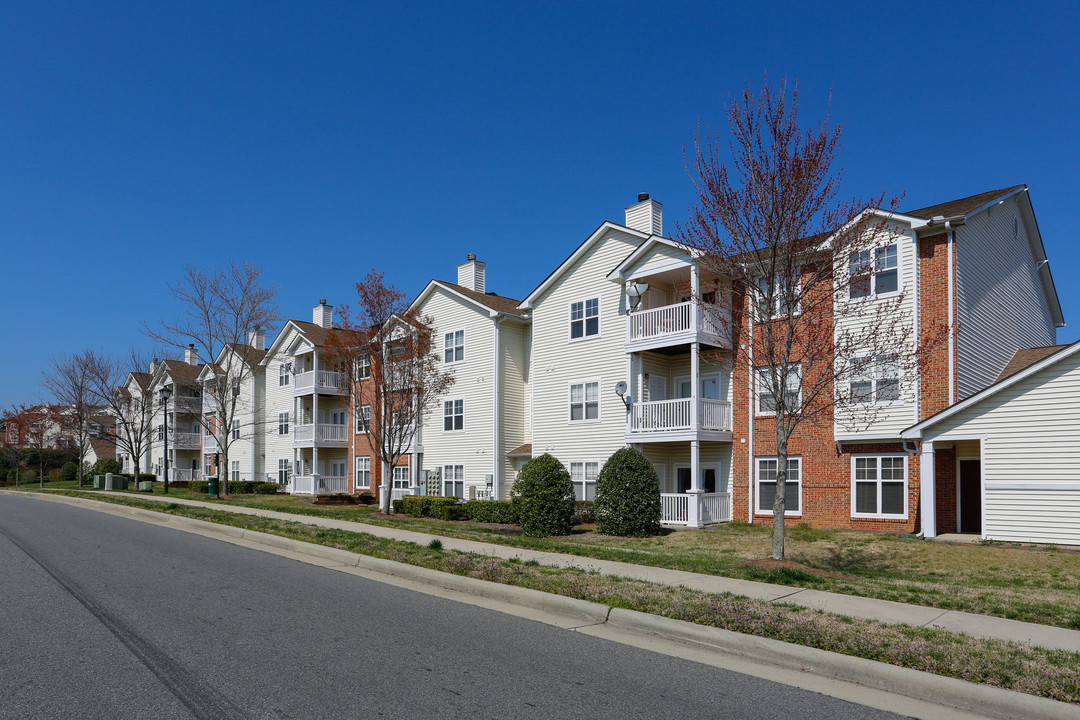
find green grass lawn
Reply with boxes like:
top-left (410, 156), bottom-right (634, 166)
top-left (16, 482), bottom-right (1080, 629)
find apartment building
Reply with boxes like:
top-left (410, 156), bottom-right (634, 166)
top-left (144, 348), bottom-right (206, 483)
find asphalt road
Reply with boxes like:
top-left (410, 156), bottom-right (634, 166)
top-left (0, 494), bottom-right (911, 719)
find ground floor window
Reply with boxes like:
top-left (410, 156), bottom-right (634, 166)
top-left (756, 456), bottom-right (801, 514)
top-left (852, 455), bottom-right (907, 518)
top-left (355, 457), bottom-right (371, 489)
top-left (443, 465), bottom-right (464, 498)
top-left (393, 465), bottom-right (410, 489)
top-left (569, 461), bottom-right (598, 501)
top-left (675, 465), bottom-right (719, 493)
top-left (278, 458), bottom-right (291, 485)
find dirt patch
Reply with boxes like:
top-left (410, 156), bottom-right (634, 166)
top-left (739, 558), bottom-right (851, 579)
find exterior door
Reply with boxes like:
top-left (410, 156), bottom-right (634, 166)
top-left (959, 459), bottom-right (981, 534)
top-left (676, 467), bottom-right (691, 493)
top-left (648, 375), bottom-right (667, 402)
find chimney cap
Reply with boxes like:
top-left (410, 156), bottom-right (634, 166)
top-left (188, 343), bottom-right (195, 349)
top-left (319, 298), bottom-right (327, 305)
top-left (466, 253), bottom-right (476, 261)
top-left (638, 192), bottom-right (650, 202)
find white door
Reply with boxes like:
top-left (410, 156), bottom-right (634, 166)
top-left (330, 461), bottom-right (346, 478)
top-left (648, 375), bottom-right (667, 402)
top-left (645, 288), bottom-right (666, 310)
top-left (675, 373), bottom-right (721, 399)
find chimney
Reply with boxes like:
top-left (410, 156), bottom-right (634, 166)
top-left (314, 299), bottom-right (333, 329)
top-left (457, 253), bottom-right (486, 293)
top-left (248, 326), bottom-right (265, 351)
top-left (185, 344), bottom-right (198, 365)
top-left (625, 193), bottom-right (663, 236)
top-left (149, 358), bottom-right (158, 375)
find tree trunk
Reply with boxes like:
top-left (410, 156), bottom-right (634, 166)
top-left (379, 459), bottom-right (392, 514)
top-left (771, 422), bottom-right (789, 560)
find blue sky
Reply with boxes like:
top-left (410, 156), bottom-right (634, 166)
top-left (3, 1), bottom-right (1079, 406)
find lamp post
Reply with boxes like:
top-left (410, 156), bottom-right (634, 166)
top-left (159, 386), bottom-right (172, 494)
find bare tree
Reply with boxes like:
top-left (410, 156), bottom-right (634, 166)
top-left (678, 78), bottom-right (943, 560)
top-left (327, 270), bottom-right (453, 514)
top-left (23, 405), bottom-right (59, 487)
top-left (86, 349), bottom-right (156, 482)
top-left (1, 404), bottom-right (30, 487)
top-left (147, 262), bottom-right (279, 495)
top-left (41, 351), bottom-right (98, 487)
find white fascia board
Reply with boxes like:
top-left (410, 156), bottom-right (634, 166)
top-left (411, 280), bottom-right (514, 319)
top-left (901, 341), bottom-right (1080, 439)
top-left (961, 186), bottom-right (1027, 222)
top-left (606, 236), bottom-right (691, 281)
top-left (519, 221), bottom-right (649, 310)
top-left (822, 208), bottom-right (927, 250)
top-left (259, 321), bottom-right (305, 366)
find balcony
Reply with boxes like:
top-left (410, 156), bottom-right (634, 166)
top-left (172, 397), bottom-right (202, 414)
top-left (292, 423), bottom-right (349, 447)
top-left (661, 492), bottom-right (731, 526)
top-left (293, 370), bottom-right (347, 396)
top-left (171, 431), bottom-right (201, 450)
top-left (628, 398), bottom-right (732, 441)
top-left (203, 434), bottom-right (219, 452)
top-left (626, 301), bottom-right (730, 353)
top-left (290, 474), bottom-right (348, 495)
top-left (168, 468), bottom-right (198, 482)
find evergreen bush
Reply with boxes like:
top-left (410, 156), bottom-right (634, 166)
top-left (512, 454), bottom-right (575, 537)
top-left (59, 462), bottom-right (79, 483)
top-left (464, 500), bottom-right (518, 524)
top-left (92, 458), bottom-right (123, 476)
top-left (594, 447), bottom-right (661, 536)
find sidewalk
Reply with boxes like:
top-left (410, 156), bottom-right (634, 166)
top-left (42, 491), bottom-right (1080, 653)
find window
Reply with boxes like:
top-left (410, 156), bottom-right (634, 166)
top-left (355, 456), bottom-right (371, 489)
top-left (355, 405), bottom-right (370, 433)
top-left (204, 454), bottom-right (214, 475)
top-left (278, 412), bottom-right (289, 435)
top-left (392, 465), bottom-right (410, 489)
top-left (753, 275), bottom-right (797, 319)
top-left (569, 381), bottom-right (600, 423)
top-left (231, 460), bottom-right (240, 478)
top-left (756, 457), bottom-right (801, 514)
top-left (278, 458), bottom-right (291, 485)
top-left (443, 464), bottom-right (464, 498)
top-left (356, 355), bottom-right (370, 379)
top-left (849, 354), bottom-right (901, 404)
top-left (330, 410), bottom-right (347, 425)
top-left (444, 330), bottom-right (464, 364)
top-left (157, 424), bottom-right (165, 441)
top-left (849, 243), bottom-right (899, 299)
top-left (443, 399), bottom-right (464, 432)
top-left (231, 421), bottom-right (240, 440)
top-left (852, 455), bottom-right (907, 517)
top-left (569, 461), bottom-right (599, 501)
top-left (756, 366), bottom-right (800, 415)
top-left (279, 362), bottom-right (291, 387)
top-left (570, 298), bottom-right (599, 339)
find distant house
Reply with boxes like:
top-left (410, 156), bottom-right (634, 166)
top-left (903, 342), bottom-right (1080, 545)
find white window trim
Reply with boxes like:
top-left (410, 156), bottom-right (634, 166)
top-left (755, 456), bottom-right (803, 517)
top-left (354, 405), bottom-right (370, 434)
top-left (442, 464), bottom-right (465, 498)
top-left (754, 365), bottom-right (801, 417)
top-left (569, 460), bottom-right (600, 502)
top-left (848, 352), bottom-right (904, 407)
top-left (443, 329), bottom-right (466, 365)
top-left (567, 378), bottom-right (602, 425)
top-left (442, 397), bottom-right (465, 434)
top-left (847, 242), bottom-right (902, 302)
top-left (568, 297), bottom-right (601, 342)
top-left (850, 453), bottom-right (908, 519)
top-left (673, 463), bottom-right (724, 494)
top-left (355, 456), bottom-right (371, 489)
top-left (355, 355), bottom-right (371, 380)
top-left (752, 275), bottom-right (801, 320)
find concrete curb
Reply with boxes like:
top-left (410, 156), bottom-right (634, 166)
top-left (9, 490), bottom-right (1080, 719)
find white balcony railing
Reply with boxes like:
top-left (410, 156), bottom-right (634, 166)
top-left (203, 434), bottom-right (220, 452)
top-left (171, 431), bottom-right (201, 449)
top-left (627, 301), bottom-right (728, 344)
top-left (293, 423), bottom-right (348, 444)
top-left (169, 468), bottom-right (197, 482)
top-left (630, 398), bottom-right (732, 433)
top-left (291, 474), bottom-right (348, 495)
top-left (293, 370), bottom-right (347, 394)
top-left (661, 492), bottom-right (731, 526)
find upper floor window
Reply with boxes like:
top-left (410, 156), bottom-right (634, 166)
top-left (356, 355), bottom-right (370, 379)
top-left (443, 399), bottom-right (464, 432)
top-left (355, 405), bottom-right (370, 433)
top-left (753, 276), bottom-right (797, 319)
top-left (756, 366), bottom-right (800, 415)
top-left (570, 298), bottom-right (599, 339)
top-left (849, 354), bottom-right (900, 405)
top-left (279, 363), bottom-right (291, 387)
top-left (569, 381), bottom-right (600, 423)
top-left (849, 243), bottom-right (899, 299)
top-left (444, 330), bottom-right (465, 364)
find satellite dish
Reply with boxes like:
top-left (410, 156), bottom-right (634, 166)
top-left (614, 381), bottom-right (628, 396)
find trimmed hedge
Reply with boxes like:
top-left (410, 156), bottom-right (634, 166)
top-left (394, 496), bottom-right (460, 518)
top-left (464, 500), bottom-right (518, 524)
top-left (357, 491), bottom-right (376, 505)
top-left (189, 480), bottom-right (209, 494)
top-left (595, 446), bottom-right (661, 536)
top-left (512, 454), bottom-right (575, 537)
top-left (253, 482), bottom-right (279, 494)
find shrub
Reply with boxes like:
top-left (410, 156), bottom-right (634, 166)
top-left (6, 470), bottom-right (17, 483)
top-left (227, 480), bottom-right (257, 494)
top-left (137, 473), bottom-right (156, 483)
top-left (397, 496), bottom-right (459, 518)
top-left (512, 454), bottom-right (575, 537)
top-left (573, 501), bottom-right (595, 525)
top-left (92, 458), bottom-right (122, 476)
top-left (464, 500), bottom-right (519, 524)
top-left (357, 491), bottom-right (375, 505)
top-left (60, 462), bottom-right (79, 483)
top-left (434, 503), bottom-right (468, 521)
top-left (594, 447), bottom-right (661, 536)
top-left (253, 482), bottom-right (279, 494)
top-left (190, 480), bottom-right (209, 494)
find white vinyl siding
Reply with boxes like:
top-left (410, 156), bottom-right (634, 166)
top-left (920, 348), bottom-right (1080, 545)
top-left (954, 199), bottom-right (1057, 399)
top-left (530, 229), bottom-right (640, 465)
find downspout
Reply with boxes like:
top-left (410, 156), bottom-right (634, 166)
top-left (747, 310), bottom-right (755, 523)
top-left (492, 314), bottom-right (502, 500)
top-left (911, 230), bottom-right (921, 423)
top-left (946, 220), bottom-right (956, 405)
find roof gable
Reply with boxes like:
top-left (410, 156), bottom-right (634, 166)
top-left (409, 280), bottom-right (526, 319)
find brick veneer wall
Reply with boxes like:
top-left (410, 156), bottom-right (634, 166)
top-left (934, 446), bottom-right (957, 533)
top-left (919, 232), bottom-right (954, 417)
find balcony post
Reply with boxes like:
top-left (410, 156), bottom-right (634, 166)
top-left (687, 439), bottom-right (702, 528)
top-left (690, 341), bottom-right (700, 430)
top-left (690, 264), bottom-right (700, 333)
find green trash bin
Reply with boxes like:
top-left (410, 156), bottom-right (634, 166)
top-left (93, 475), bottom-right (104, 489)
top-left (207, 477), bottom-right (219, 496)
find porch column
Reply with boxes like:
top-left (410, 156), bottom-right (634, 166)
top-left (625, 351), bottom-right (634, 436)
top-left (687, 439), bottom-right (702, 528)
top-left (690, 264), bottom-right (700, 333)
top-left (690, 341), bottom-right (700, 429)
top-left (312, 353), bottom-right (320, 483)
top-left (920, 441), bottom-right (936, 538)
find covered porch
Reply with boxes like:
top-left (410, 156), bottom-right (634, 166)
top-left (291, 447), bottom-right (349, 496)
top-left (640, 440), bottom-right (733, 527)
